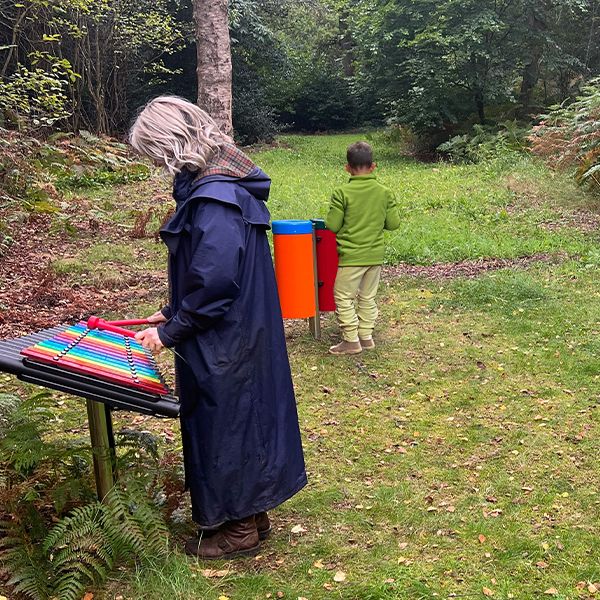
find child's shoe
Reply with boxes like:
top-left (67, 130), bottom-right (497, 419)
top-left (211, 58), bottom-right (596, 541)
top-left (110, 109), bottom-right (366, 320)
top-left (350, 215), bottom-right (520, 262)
top-left (328, 340), bottom-right (362, 355)
top-left (359, 337), bottom-right (376, 350)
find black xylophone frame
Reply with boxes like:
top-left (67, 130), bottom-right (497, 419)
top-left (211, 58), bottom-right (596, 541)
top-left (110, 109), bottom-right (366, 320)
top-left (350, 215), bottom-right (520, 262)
top-left (0, 325), bottom-right (180, 500)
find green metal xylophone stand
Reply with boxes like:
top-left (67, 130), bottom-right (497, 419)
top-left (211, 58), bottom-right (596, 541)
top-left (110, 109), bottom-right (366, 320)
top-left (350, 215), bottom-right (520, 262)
top-left (86, 400), bottom-right (117, 500)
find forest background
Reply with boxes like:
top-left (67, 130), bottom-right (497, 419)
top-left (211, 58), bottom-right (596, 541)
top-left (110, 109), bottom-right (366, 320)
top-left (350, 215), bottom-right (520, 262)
top-left (1, 0), bottom-right (599, 145)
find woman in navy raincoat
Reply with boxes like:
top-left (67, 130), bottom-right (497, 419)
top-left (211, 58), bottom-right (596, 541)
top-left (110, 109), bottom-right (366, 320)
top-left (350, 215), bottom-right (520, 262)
top-left (130, 96), bottom-right (307, 560)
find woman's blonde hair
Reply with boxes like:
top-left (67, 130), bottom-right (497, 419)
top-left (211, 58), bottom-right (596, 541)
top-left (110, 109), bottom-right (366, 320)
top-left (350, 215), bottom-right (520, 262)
top-left (129, 95), bottom-right (233, 175)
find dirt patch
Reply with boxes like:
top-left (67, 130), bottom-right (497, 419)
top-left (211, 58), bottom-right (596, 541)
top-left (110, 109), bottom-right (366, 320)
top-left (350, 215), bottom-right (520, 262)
top-left (0, 213), bottom-right (166, 338)
top-left (384, 253), bottom-right (566, 281)
top-left (505, 174), bottom-right (600, 233)
top-left (538, 212), bottom-right (600, 233)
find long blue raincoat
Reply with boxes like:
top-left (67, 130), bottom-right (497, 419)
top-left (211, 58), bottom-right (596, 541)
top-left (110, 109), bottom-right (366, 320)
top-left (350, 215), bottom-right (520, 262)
top-left (157, 167), bottom-right (307, 526)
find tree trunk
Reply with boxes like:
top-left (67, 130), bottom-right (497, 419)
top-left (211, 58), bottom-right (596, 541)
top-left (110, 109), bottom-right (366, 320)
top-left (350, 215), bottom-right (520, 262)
top-left (192, 0), bottom-right (233, 136)
top-left (519, 5), bottom-right (547, 116)
top-left (475, 89), bottom-right (485, 124)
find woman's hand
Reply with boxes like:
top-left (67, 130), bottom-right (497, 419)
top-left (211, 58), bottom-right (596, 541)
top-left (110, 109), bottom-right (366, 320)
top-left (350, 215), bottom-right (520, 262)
top-left (135, 327), bottom-right (164, 353)
top-left (147, 310), bottom-right (168, 324)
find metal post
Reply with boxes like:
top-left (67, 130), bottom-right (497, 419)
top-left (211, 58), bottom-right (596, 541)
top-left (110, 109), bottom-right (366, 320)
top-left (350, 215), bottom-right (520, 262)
top-left (309, 224), bottom-right (322, 340)
top-left (86, 399), bottom-right (116, 501)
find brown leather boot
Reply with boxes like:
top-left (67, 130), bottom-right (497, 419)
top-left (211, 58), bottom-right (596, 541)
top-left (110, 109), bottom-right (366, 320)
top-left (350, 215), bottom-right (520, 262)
top-left (197, 513), bottom-right (270, 540)
top-left (196, 524), bottom-right (221, 539)
top-left (185, 516), bottom-right (260, 560)
top-left (255, 511), bottom-right (271, 540)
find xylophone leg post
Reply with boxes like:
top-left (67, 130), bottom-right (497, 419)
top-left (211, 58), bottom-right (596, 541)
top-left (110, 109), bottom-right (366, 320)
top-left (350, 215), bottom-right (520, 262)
top-left (86, 399), bottom-right (116, 501)
top-left (309, 226), bottom-right (322, 340)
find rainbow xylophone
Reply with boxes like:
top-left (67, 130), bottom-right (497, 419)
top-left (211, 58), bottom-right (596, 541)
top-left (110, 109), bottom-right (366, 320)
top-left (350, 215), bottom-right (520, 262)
top-left (0, 321), bottom-right (179, 417)
top-left (21, 322), bottom-right (169, 396)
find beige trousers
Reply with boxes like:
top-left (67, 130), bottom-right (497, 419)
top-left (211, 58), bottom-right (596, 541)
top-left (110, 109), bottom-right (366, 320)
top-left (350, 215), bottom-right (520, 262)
top-left (333, 265), bottom-right (382, 342)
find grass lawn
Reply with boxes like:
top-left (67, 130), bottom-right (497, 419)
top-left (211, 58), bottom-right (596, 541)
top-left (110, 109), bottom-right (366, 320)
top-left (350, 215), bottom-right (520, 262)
top-left (2, 133), bottom-right (600, 600)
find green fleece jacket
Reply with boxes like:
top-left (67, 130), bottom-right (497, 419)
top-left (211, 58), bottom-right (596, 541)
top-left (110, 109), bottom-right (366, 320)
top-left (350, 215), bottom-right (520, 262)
top-left (325, 174), bottom-right (400, 266)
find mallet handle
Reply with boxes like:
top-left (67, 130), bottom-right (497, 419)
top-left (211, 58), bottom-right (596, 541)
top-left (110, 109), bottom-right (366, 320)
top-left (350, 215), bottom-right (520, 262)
top-left (87, 316), bottom-right (149, 338)
top-left (106, 319), bottom-right (151, 326)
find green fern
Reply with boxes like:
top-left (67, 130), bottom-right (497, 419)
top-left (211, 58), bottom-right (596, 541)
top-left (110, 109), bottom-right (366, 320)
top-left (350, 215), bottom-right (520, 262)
top-left (0, 521), bottom-right (52, 600)
top-left (41, 484), bottom-right (169, 600)
top-left (0, 393), bottom-right (19, 430)
top-left (1, 392), bottom-right (171, 600)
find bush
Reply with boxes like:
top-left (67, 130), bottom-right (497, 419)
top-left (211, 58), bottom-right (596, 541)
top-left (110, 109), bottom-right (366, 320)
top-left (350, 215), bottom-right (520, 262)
top-left (0, 64), bottom-right (71, 130)
top-left (438, 121), bottom-right (530, 163)
top-left (284, 68), bottom-right (358, 132)
top-left (0, 392), bottom-right (170, 600)
top-left (529, 79), bottom-right (600, 192)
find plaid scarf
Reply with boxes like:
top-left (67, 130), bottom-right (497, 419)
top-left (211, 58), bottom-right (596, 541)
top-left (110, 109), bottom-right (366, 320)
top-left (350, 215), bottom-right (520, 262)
top-left (200, 142), bottom-right (256, 179)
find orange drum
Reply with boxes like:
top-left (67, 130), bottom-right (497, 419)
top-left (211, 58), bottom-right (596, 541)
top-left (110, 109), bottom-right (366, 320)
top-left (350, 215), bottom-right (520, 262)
top-left (272, 220), bottom-right (317, 319)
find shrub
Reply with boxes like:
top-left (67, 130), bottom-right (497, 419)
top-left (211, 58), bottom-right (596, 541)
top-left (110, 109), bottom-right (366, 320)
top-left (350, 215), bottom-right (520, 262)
top-left (529, 79), bottom-right (600, 192)
top-left (284, 68), bottom-right (358, 132)
top-left (438, 121), bottom-right (530, 163)
top-left (233, 86), bottom-right (282, 145)
top-left (0, 64), bottom-right (71, 130)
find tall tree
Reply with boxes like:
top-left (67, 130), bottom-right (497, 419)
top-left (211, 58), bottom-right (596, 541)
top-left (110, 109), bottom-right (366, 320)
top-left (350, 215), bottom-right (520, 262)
top-left (193, 0), bottom-right (233, 135)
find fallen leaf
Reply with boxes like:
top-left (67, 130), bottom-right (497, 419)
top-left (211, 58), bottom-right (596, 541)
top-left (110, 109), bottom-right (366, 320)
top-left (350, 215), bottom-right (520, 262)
top-left (291, 525), bottom-right (307, 534)
top-left (544, 588), bottom-right (558, 595)
top-left (536, 561), bottom-right (549, 569)
top-left (589, 583), bottom-right (599, 594)
top-left (575, 582), bottom-right (586, 590)
top-left (482, 587), bottom-right (494, 596)
top-left (323, 583), bottom-right (333, 590)
top-left (333, 571), bottom-right (346, 582)
top-left (277, 593), bottom-right (284, 599)
top-left (398, 542), bottom-right (408, 550)
top-left (385, 578), bottom-right (395, 583)
top-left (298, 597), bottom-right (309, 600)
top-left (83, 594), bottom-right (94, 600)
top-left (218, 596), bottom-right (230, 600)
top-left (478, 534), bottom-right (487, 544)
top-left (201, 569), bottom-right (229, 578)
top-left (313, 560), bottom-right (324, 569)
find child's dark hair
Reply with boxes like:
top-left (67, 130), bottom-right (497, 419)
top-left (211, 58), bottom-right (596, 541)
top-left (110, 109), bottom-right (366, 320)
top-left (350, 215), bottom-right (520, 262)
top-left (347, 141), bottom-right (373, 169)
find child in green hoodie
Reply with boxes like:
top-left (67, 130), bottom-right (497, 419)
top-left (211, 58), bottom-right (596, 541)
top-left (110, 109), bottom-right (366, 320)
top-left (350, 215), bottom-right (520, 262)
top-left (325, 141), bottom-right (400, 355)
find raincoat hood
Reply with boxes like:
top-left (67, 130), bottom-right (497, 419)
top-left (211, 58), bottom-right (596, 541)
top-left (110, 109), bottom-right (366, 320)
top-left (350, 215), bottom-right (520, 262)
top-left (161, 166), bottom-right (272, 252)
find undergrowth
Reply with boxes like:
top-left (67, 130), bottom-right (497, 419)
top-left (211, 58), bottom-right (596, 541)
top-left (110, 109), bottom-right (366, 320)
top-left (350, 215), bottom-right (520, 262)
top-left (0, 128), bottom-right (150, 256)
top-left (0, 392), bottom-right (172, 600)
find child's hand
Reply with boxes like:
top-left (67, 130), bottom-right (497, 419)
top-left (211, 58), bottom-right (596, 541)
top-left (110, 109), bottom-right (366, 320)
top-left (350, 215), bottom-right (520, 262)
top-left (147, 310), bottom-right (168, 324)
top-left (135, 327), bottom-right (164, 353)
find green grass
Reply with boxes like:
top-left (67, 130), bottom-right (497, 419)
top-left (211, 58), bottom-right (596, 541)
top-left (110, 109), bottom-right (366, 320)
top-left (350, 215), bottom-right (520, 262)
top-left (102, 261), bottom-right (600, 600)
top-left (3, 133), bottom-right (600, 600)
top-left (257, 134), bottom-right (596, 264)
top-left (51, 240), bottom-right (167, 288)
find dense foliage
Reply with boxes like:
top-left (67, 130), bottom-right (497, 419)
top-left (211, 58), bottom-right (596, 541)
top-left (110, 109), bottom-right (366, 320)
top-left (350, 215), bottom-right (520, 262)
top-left (1, 0), bottom-right (598, 139)
top-left (529, 78), bottom-right (600, 192)
top-left (348, 0), bottom-right (600, 136)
